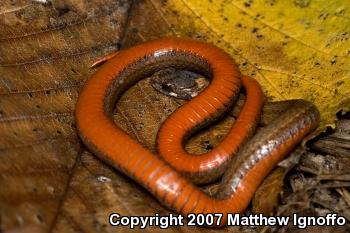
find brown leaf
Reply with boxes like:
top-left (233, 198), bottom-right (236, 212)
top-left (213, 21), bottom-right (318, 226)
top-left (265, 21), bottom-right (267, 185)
top-left (0, 0), bottom-right (131, 232)
top-left (251, 168), bottom-right (286, 217)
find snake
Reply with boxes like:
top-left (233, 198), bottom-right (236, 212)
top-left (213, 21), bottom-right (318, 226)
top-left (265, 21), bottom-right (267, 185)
top-left (75, 37), bottom-right (320, 226)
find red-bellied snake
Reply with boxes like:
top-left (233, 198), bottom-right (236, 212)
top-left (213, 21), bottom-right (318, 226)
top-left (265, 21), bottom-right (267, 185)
top-left (75, 37), bottom-right (320, 226)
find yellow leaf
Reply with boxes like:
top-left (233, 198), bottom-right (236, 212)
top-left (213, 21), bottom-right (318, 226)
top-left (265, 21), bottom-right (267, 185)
top-left (155, 0), bottom-right (350, 131)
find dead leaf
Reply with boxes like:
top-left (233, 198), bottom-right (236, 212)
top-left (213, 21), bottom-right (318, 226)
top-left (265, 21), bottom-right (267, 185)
top-left (252, 167), bottom-right (286, 216)
top-left (0, 0), bottom-right (133, 232)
